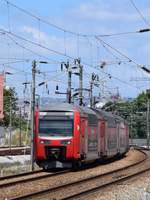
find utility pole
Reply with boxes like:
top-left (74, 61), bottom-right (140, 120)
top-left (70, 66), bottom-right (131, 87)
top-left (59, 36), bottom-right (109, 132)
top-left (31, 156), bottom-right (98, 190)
top-left (90, 81), bottom-right (93, 108)
top-left (93, 96), bottom-right (96, 108)
top-left (30, 60), bottom-right (48, 170)
top-left (60, 58), bottom-right (84, 106)
top-left (147, 98), bottom-right (150, 148)
top-left (9, 97), bottom-right (12, 150)
top-left (19, 107), bottom-right (22, 146)
top-left (31, 60), bottom-right (36, 171)
top-left (59, 61), bottom-right (72, 104)
top-left (67, 67), bottom-right (72, 104)
top-left (65, 61), bottom-right (72, 104)
top-left (90, 73), bottom-right (99, 108)
top-left (78, 61), bottom-right (83, 106)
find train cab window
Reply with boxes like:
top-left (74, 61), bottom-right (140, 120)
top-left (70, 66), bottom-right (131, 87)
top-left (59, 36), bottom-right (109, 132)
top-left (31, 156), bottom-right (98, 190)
top-left (39, 119), bottom-right (73, 137)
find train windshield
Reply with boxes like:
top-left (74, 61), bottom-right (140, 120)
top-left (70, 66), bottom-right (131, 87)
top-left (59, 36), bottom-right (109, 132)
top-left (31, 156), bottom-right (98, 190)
top-left (39, 119), bottom-right (73, 137)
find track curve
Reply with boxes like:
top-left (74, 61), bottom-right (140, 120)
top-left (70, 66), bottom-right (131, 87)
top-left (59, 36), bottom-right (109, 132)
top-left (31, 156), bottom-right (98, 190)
top-left (3, 148), bottom-right (149, 200)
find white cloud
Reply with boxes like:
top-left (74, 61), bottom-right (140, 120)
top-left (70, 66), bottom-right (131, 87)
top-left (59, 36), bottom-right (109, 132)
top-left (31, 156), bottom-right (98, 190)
top-left (68, 2), bottom-right (150, 22)
top-left (22, 26), bottom-right (49, 44)
top-left (20, 26), bottom-right (95, 59)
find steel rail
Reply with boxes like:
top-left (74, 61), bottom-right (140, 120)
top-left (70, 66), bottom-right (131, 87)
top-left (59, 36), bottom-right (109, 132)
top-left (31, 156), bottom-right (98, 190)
top-left (0, 169), bottom-right (70, 188)
top-left (63, 163), bottom-right (150, 200)
top-left (0, 146), bottom-right (30, 156)
top-left (0, 170), bottom-right (43, 181)
top-left (7, 148), bottom-right (147, 200)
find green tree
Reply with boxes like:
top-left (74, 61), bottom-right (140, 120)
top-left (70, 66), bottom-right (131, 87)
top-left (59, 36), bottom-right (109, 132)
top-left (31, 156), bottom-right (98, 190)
top-left (0, 87), bottom-right (18, 127)
top-left (0, 87), bottom-right (28, 129)
top-left (102, 90), bottom-right (149, 138)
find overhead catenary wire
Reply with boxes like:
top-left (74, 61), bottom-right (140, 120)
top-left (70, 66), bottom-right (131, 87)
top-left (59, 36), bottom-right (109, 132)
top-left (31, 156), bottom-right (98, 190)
top-left (82, 59), bottom-right (137, 88)
top-left (1, 0), bottom-right (150, 38)
top-left (0, 57), bottom-right (76, 88)
top-left (0, 2), bottom-right (146, 117)
top-left (95, 38), bottom-right (122, 61)
top-left (96, 36), bottom-right (134, 63)
top-left (1, 2), bottom-right (143, 91)
top-left (0, 36), bottom-right (81, 88)
top-left (2, 32), bottom-right (62, 64)
top-left (0, 57), bottom-right (30, 61)
top-left (84, 70), bottom-right (114, 98)
top-left (0, 29), bottom-right (74, 59)
top-left (4, 62), bottom-right (71, 86)
top-left (2, 0), bottom-right (83, 36)
top-left (1, 0), bottom-right (150, 102)
top-left (85, 37), bottom-right (137, 75)
top-left (0, 28), bottom-right (119, 68)
top-left (4, 62), bottom-right (69, 85)
top-left (129, 0), bottom-right (150, 27)
top-left (0, 51), bottom-right (71, 87)
top-left (2, 0), bottom-right (150, 73)
top-left (0, 60), bottom-right (30, 65)
top-left (0, 28), bottom-right (139, 89)
top-left (95, 36), bottom-right (149, 72)
top-left (85, 36), bottom-right (121, 61)
top-left (2, 0), bottom-right (148, 100)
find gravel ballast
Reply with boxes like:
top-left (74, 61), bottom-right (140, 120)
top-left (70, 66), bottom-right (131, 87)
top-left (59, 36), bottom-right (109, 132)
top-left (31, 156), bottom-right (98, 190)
top-left (83, 151), bottom-right (150, 200)
top-left (0, 149), bottom-right (145, 200)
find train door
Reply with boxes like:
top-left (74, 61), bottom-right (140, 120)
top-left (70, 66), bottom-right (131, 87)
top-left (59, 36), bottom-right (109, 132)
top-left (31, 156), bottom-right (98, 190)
top-left (119, 123), bottom-right (126, 154)
top-left (80, 118), bottom-right (88, 159)
top-left (97, 121), bottom-right (101, 157)
top-left (104, 122), bottom-right (108, 156)
top-left (87, 125), bottom-right (98, 160)
top-left (100, 121), bottom-right (105, 156)
top-left (117, 123), bottom-right (120, 153)
top-left (126, 125), bottom-right (129, 151)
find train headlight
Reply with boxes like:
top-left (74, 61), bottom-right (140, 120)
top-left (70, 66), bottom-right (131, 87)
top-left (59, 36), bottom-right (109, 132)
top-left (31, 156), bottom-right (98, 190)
top-left (61, 140), bottom-right (71, 145)
top-left (40, 140), bottom-right (50, 144)
top-left (77, 125), bottom-right (80, 131)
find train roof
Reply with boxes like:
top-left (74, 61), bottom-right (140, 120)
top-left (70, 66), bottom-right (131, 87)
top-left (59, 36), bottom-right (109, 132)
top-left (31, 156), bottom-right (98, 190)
top-left (95, 109), bottom-right (124, 121)
top-left (39, 103), bottom-right (125, 126)
top-left (94, 109), bottom-right (126, 127)
top-left (39, 103), bottom-right (96, 116)
top-left (40, 103), bottom-right (77, 112)
top-left (94, 109), bottom-right (116, 127)
top-left (113, 114), bottom-right (125, 122)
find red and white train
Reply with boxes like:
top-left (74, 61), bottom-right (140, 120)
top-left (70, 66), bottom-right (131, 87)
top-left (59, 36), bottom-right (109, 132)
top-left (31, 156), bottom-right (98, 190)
top-left (35, 103), bottom-right (129, 169)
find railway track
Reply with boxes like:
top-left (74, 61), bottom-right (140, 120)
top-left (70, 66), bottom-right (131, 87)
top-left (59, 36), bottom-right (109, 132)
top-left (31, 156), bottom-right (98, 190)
top-left (3, 148), bottom-right (149, 200)
top-left (0, 169), bottom-right (43, 181)
top-left (0, 169), bottom-right (70, 189)
top-left (0, 146), bottom-right (30, 156)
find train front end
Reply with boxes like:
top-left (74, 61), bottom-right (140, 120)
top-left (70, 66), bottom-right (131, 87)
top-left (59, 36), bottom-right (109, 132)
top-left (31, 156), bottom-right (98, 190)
top-left (35, 106), bottom-right (80, 169)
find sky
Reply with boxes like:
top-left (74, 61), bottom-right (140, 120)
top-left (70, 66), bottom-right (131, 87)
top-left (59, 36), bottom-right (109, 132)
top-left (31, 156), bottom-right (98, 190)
top-left (1, 0), bottom-right (150, 101)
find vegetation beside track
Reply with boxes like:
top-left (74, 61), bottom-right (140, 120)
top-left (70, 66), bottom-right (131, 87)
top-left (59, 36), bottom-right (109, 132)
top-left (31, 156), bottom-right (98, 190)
top-left (103, 89), bottom-right (150, 138)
